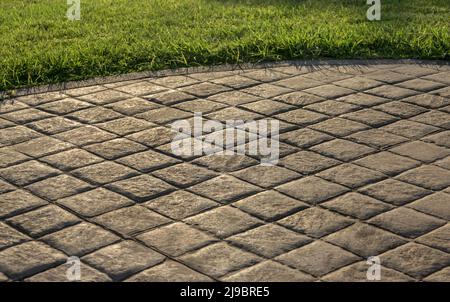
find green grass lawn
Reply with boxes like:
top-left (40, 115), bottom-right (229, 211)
top-left (1, 0), bottom-right (449, 91)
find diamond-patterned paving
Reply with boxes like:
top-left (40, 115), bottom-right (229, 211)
top-left (0, 61), bottom-right (449, 282)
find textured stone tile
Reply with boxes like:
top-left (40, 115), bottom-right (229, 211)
top-left (96, 117), bottom-right (154, 136)
top-left (240, 99), bottom-right (295, 116)
top-left (273, 91), bottom-right (324, 106)
top-left (402, 93), bottom-right (450, 109)
top-left (0, 100), bottom-right (29, 113)
top-left (422, 71), bottom-right (450, 85)
top-left (185, 206), bottom-right (262, 238)
top-left (57, 188), bottom-right (133, 218)
top-left (396, 165), bottom-right (450, 190)
top-left (325, 223), bottom-right (407, 257)
top-left (192, 154), bottom-right (258, 172)
top-left (338, 92), bottom-right (388, 107)
top-left (423, 131), bottom-right (450, 148)
top-left (365, 70), bottom-right (413, 83)
top-left (0, 160), bottom-right (59, 186)
top-left (152, 163), bottom-right (217, 187)
top-left (397, 78), bottom-right (445, 92)
top-left (38, 98), bottom-right (93, 114)
top-left (366, 85), bottom-right (418, 99)
top-left (0, 180), bottom-right (14, 194)
top-left (41, 149), bottom-right (103, 171)
top-left (423, 267), bottom-right (450, 282)
top-left (1, 108), bottom-right (54, 124)
top-left (354, 151), bottom-right (420, 176)
top-left (136, 107), bottom-right (191, 124)
top-left (76, 90), bottom-right (131, 105)
top-left (145, 190), bottom-right (217, 220)
top-left (181, 82), bottom-right (231, 98)
top-left (280, 151), bottom-right (340, 175)
top-left (137, 222), bottom-right (216, 256)
top-left (390, 141), bottom-right (449, 163)
top-left (243, 69), bottom-right (288, 82)
top-left (0, 190), bottom-right (47, 219)
top-left (393, 65), bottom-right (437, 77)
top-left (189, 175), bottom-right (262, 204)
top-left (304, 85), bottom-right (355, 99)
top-left (115, 81), bottom-right (166, 96)
top-left (410, 110), bottom-right (450, 128)
top-left (274, 109), bottom-right (327, 126)
top-left (27, 117), bottom-right (81, 134)
top-left (228, 224), bottom-right (311, 257)
top-left (13, 136), bottom-right (73, 157)
top-left (206, 107), bottom-right (263, 122)
top-left (0, 126), bottom-right (41, 145)
top-left (232, 165), bottom-right (299, 188)
top-left (408, 192), bottom-right (450, 220)
top-left (243, 83), bottom-right (292, 98)
top-left (68, 107), bottom-right (122, 124)
top-left (279, 128), bottom-right (333, 148)
top-left (151, 75), bottom-right (199, 88)
top-left (276, 241), bottom-right (359, 277)
top-left (63, 85), bottom-right (106, 97)
top-left (117, 150), bottom-right (179, 172)
top-left (317, 163), bottom-right (386, 189)
top-left (83, 138), bottom-right (146, 160)
top-left (381, 243), bottom-right (450, 279)
top-left (342, 109), bottom-right (398, 127)
top-left (279, 207), bottom-right (353, 238)
top-left (25, 262), bottom-right (111, 282)
top-left (6, 205), bottom-right (80, 238)
top-left (144, 90), bottom-right (196, 105)
top-left (310, 117), bottom-right (368, 137)
top-left (277, 176), bottom-right (348, 204)
top-left (346, 129), bottom-right (408, 149)
top-left (0, 241), bottom-right (66, 279)
top-left (234, 190), bottom-right (307, 221)
top-left (179, 242), bottom-right (262, 278)
top-left (369, 208), bottom-right (445, 238)
top-left (105, 97), bottom-right (160, 115)
top-left (94, 206), bottom-right (170, 236)
top-left (126, 126), bottom-right (178, 147)
top-left (360, 179), bottom-right (431, 206)
top-left (333, 76), bottom-right (383, 90)
top-left (208, 91), bottom-right (260, 106)
top-left (382, 120), bottom-right (440, 139)
top-left (323, 261), bottom-right (413, 282)
top-left (82, 241), bottom-right (165, 281)
top-left (26, 175), bottom-right (93, 201)
top-left (222, 260), bottom-right (315, 282)
top-left (125, 260), bottom-right (212, 282)
top-left (53, 125), bottom-right (117, 146)
top-left (72, 161), bottom-right (137, 185)
top-left (107, 175), bottom-right (174, 202)
top-left (274, 75), bottom-right (323, 90)
top-left (211, 75), bottom-right (259, 89)
top-left (42, 222), bottom-right (119, 256)
top-left (323, 192), bottom-right (393, 220)
top-left (0, 148), bottom-right (30, 168)
top-left (0, 222), bottom-right (29, 250)
top-left (174, 99), bottom-right (227, 113)
top-left (417, 224), bottom-right (450, 253)
top-left (374, 101), bottom-right (428, 118)
top-left (311, 139), bottom-right (375, 161)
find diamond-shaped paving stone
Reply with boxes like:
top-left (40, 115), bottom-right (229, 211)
top-left (53, 125), bottom-right (117, 146)
top-left (422, 71), bottom-right (450, 85)
top-left (280, 151), bottom-right (340, 175)
top-left (0, 241), bottom-right (66, 279)
top-left (278, 207), bottom-right (353, 238)
top-left (0, 180), bottom-right (14, 194)
top-left (152, 163), bottom-right (217, 187)
top-left (342, 109), bottom-right (398, 127)
top-left (365, 70), bottom-right (413, 83)
top-left (26, 174), bottom-right (93, 201)
top-left (323, 192), bottom-right (393, 220)
top-left (277, 176), bottom-right (348, 204)
top-left (185, 206), bottom-right (262, 238)
top-left (366, 85), bottom-right (418, 99)
top-left (115, 81), bottom-right (167, 96)
top-left (411, 110), bottom-right (450, 129)
top-left (72, 161), bottom-right (137, 185)
top-left (338, 92), bottom-right (388, 107)
top-left (137, 222), bottom-right (216, 257)
top-left (243, 69), bottom-right (287, 82)
top-left (6, 205), bottom-right (80, 238)
top-left (12, 137), bottom-right (73, 157)
top-left (396, 165), bottom-right (450, 190)
top-left (126, 126), bottom-right (177, 147)
top-left (0, 148), bottom-right (30, 168)
top-left (107, 174), bottom-right (174, 202)
top-left (325, 223), bottom-right (407, 257)
top-left (390, 141), bottom-right (449, 163)
top-left (206, 107), bottom-right (263, 122)
top-left (417, 224), bottom-right (450, 253)
top-left (354, 151), bottom-right (420, 176)
top-left (208, 91), bottom-right (260, 106)
top-left (273, 91), bottom-right (324, 106)
top-left (93, 206), bottom-right (170, 236)
top-left (83, 138), bottom-right (146, 160)
top-left (96, 117), bottom-right (154, 135)
top-left (369, 208), bottom-right (445, 238)
top-left (188, 175), bottom-right (262, 204)
top-left (41, 149), bottom-right (103, 171)
top-left (38, 98), bottom-right (92, 114)
top-left (408, 192), bottom-right (450, 220)
top-left (279, 128), bottom-right (333, 148)
top-left (228, 224), bottom-right (311, 258)
top-left (323, 261), bottom-right (413, 282)
top-left (117, 150), bottom-right (179, 172)
top-left (27, 117), bottom-right (81, 134)
top-left (234, 190), bottom-right (307, 221)
top-left (397, 78), bottom-right (445, 92)
top-left (145, 190), bottom-right (217, 220)
top-left (304, 85), bottom-right (355, 99)
top-left (346, 129), bottom-right (408, 149)
top-left (63, 85), bottom-right (106, 97)
top-left (1, 108), bottom-right (53, 124)
top-left (181, 82), bottom-right (231, 98)
top-left (402, 93), bottom-right (450, 109)
top-left (243, 83), bottom-right (292, 98)
top-left (275, 241), bottom-right (360, 277)
top-left (232, 165), bottom-right (299, 188)
top-left (333, 76), bottom-right (382, 90)
top-left (82, 241), bottom-right (165, 281)
top-left (0, 160), bottom-right (59, 186)
top-left (381, 243), bottom-right (450, 279)
top-left (25, 262), bottom-right (111, 282)
top-left (174, 99), bottom-right (227, 113)
top-left (423, 131), bottom-right (450, 148)
top-left (0, 190), bottom-right (47, 219)
top-left (0, 126), bottom-right (41, 145)
top-left (374, 101), bottom-right (428, 118)
top-left (223, 260), bottom-right (315, 282)
top-left (136, 107), bottom-right (191, 124)
top-left (151, 75), bottom-right (199, 88)
top-left (423, 267), bottom-right (450, 282)
top-left (179, 242), bottom-right (262, 278)
top-left (310, 117), bottom-right (368, 137)
top-left (317, 163), bottom-right (386, 189)
top-left (0, 222), bottom-right (29, 249)
top-left (311, 139), bottom-right (375, 161)
top-left (192, 154), bottom-right (258, 172)
top-left (42, 222), bottom-right (120, 256)
top-left (125, 260), bottom-right (212, 282)
top-left (360, 179), bottom-right (431, 206)
top-left (144, 90), bottom-right (196, 105)
top-left (13, 92), bottom-right (66, 106)
top-left (393, 65), bottom-right (437, 77)
top-left (68, 107), bottom-right (122, 123)
top-left (57, 188), bottom-right (133, 218)
top-left (105, 97), bottom-right (160, 115)
top-left (240, 99), bottom-right (295, 116)
top-left (274, 109), bottom-right (327, 126)
top-left (76, 90), bottom-right (131, 104)
top-left (304, 69), bottom-right (351, 82)
top-left (211, 75), bottom-right (259, 89)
